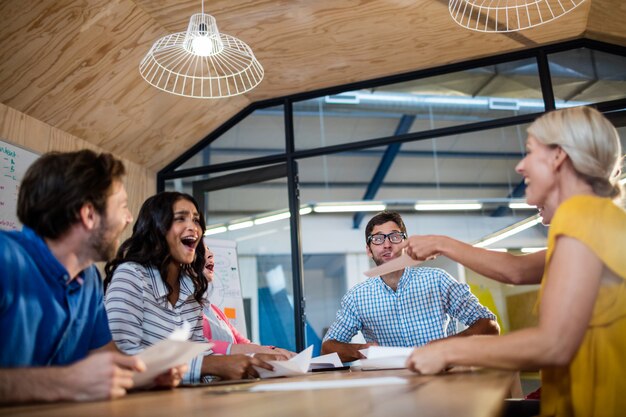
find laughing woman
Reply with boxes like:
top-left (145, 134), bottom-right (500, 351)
top-left (405, 106), bottom-right (626, 417)
top-left (104, 192), bottom-right (273, 383)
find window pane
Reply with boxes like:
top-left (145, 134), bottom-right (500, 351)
top-left (293, 58), bottom-right (544, 150)
top-left (302, 254), bottom-right (346, 354)
top-left (549, 48), bottom-right (626, 106)
top-left (175, 105), bottom-right (286, 171)
top-left (382, 124), bottom-right (528, 201)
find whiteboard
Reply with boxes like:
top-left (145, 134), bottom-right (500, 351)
top-left (0, 140), bottom-right (40, 231)
top-left (203, 237), bottom-right (248, 338)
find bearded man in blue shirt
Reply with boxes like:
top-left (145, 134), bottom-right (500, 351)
top-left (0, 150), bottom-right (184, 403)
top-left (321, 211), bottom-right (499, 362)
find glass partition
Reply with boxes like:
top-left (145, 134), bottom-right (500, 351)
top-left (293, 58), bottom-right (544, 150)
top-left (549, 48), bottom-right (626, 106)
top-left (175, 105), bottom-right (286, 171)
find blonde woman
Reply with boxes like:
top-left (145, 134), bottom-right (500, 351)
top-left (405, 106), bottom-right (625, 417)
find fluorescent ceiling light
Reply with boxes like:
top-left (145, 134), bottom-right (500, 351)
top-left (204, 226), bottom-right (227, 236)
top-left (235, 229), bottom-right (279, 242)
top-left (254, 211), bottom-right (291, 225)
top-left (489, 248), bottom-right (508, 252)
top-left (313, 203), bottom-right (386, 213)
top-left (228, 220), bottom-right (254, 231)
top-left (508, 202), bottom-right (535, 209)
top-left (474, 214), bottom-right (543, 248)
top-left (325, 94), bottom-right (359, 104)
top-left (299, 206), bottom-right (313, 215)
top-left (414, 202), bottom-right (483, 211)
top-left (520, 247), bottom-right (547, 253)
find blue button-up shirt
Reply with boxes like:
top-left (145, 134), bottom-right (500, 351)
top-left (0, 227), bottom-right (112, 366)
top-left (324, 267), bottom-right (496, 347)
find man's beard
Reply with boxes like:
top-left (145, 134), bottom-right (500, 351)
top-left (371, 253), bottom-right (386, 267)
top-left (88, 217), bottom-right (119, 262)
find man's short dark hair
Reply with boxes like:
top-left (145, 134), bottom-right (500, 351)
top-left (364, 211), bottom-right (407, 243)
top-left (17, 150), bottom-right (126, 239)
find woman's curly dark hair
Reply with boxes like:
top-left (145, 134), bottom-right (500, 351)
top-left (104, 192), bottom-right (207, 305)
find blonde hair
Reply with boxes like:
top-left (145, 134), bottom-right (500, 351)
top-left (528, 106), bottom-right (624, 200)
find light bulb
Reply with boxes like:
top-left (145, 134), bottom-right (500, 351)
top-left (192, 36), bottom-right (213, 56)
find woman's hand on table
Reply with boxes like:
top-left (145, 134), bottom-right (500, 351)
top-left (405, 344), bottom-right (448, 375)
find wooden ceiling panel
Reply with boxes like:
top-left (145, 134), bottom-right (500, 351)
top-left (585, 0), bottom-right (626, 45)
top-left (0, 0), bottom-right (246, 169)
top-left (245, 0), bottom-right (591, 100)
top-left (0, 0), bottom-right (624, 172)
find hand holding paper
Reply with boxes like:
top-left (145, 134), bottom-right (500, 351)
top-left (253, 346), bottom-right (344, 378)
top-left (133, 323), bottom-right (213, 387)
top-left (254, 346), bottom-right (313, 378)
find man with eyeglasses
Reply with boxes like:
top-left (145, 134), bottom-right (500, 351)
top-left (321, 211), bottom-right (499, 363)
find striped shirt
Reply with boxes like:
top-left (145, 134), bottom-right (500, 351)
top-left (105, 262), bottom-right (212, 384)
top-left (323, 267), bottom-right (496, 347)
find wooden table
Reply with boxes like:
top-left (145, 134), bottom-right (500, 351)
top-left (0, 369), bottom-right (514, 417)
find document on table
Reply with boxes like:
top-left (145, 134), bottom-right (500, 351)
top-left (357, 346), bottom-right (414, 370)
top-left (249, 377), bottom-right (408, 392)
top-left (254, 346), bottom-right (344, 378)
top-left (309, 351), bottom-right (343, 370)
top-left (133, 324), bottom-right (213, 387)
top-left (363, 251), bottom-right (422, 277)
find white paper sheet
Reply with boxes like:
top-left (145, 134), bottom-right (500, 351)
top-left (255, 346), bottom-right (344, 378)
top-left (133, 324), bottom-right (213, 387)
top-left (309, 352), bottom-right (343, 370)
top-left (357, 346), bottom-right (414, 370)
top-left (363, 252), bottom-right (422, 277)
top-left (249, 377), bottom-right (408, 392)
top-left (254, 345), bottom-right (313, 378)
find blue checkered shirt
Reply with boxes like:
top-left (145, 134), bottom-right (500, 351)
top-left (323, 267), bottom-right (496, 347)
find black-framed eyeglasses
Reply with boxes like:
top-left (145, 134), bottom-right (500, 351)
top-left (367, 231), bottom-right (407, 245)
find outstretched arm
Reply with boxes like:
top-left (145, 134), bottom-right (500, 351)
top-left (406, 236), bottom-right (602, 374)
top-left (404, 235), bottom-right (545, 285)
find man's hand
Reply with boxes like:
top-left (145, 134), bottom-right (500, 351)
top-left (321, 340), bottom-right (378, 363)
top-left (356, 342), bottom-right (379, 359)
top-left (64, 351), bottom-right (146, 401)
top-left (202, 354), bottom-right (274, 380)
top-left (152, 364), bottom-right (187, 388)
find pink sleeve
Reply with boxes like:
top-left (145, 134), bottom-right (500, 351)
top-left (211, 304), bottom-right (251, 345)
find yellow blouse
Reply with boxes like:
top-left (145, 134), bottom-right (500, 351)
top-left (540, 195), bottom-right (626, 417)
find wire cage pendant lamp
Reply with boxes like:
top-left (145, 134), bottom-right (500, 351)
top-left (448, 0), bottom-right (588, 33)
top-left (139, 2), bottom-right (263, 98)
